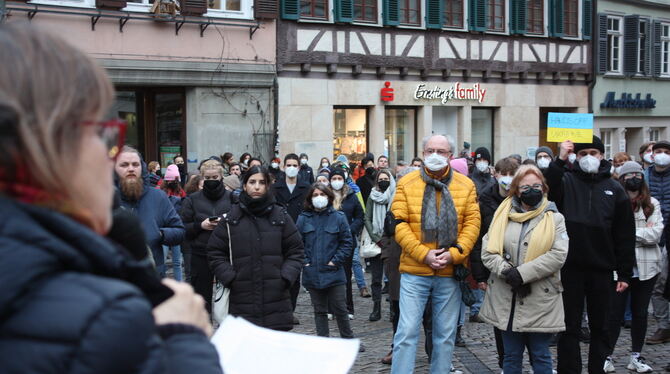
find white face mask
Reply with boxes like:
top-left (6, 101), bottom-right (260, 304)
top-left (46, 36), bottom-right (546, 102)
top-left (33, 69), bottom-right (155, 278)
top-left (322, 162), bottom-right (329, 168)
top-left (578, 155), bottom-right (601, 174)
top-left (614, 166), bottom-right (622, 175)
top-left (318, 180), bottom-right (330, 187)
top-left (300, 159), bottom-right (308, 165)
top-left (271, 162), bottom-right (279, 169)
top-left (331, 180), bottom-right (345, 191)
top-left (568, 153), bottom-right (577, 164)
top-left (536, 157), bottom-right (551, 169)
top-left (644, 152), bottom-right (654, 164)
top-left (312, 195), bottom-right (328, 209)
top-left (497, 175), bottom-right (514, 191)
top-left (654, 152), bottom-right (670, 167)
top-left (475, 161), bottom-right (489, 173)
top-left (285, 166), bottom-right (299, 178)
top-left (424, 152), bottom-right (449, 172)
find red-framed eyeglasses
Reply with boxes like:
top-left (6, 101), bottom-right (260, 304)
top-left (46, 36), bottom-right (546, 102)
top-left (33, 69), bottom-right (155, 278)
top-left (82, 118), bottom-right (127, 161)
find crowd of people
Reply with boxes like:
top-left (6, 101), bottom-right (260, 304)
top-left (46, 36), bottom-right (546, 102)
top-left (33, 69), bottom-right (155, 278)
top-left (3, 24), bottom-right (670, 374)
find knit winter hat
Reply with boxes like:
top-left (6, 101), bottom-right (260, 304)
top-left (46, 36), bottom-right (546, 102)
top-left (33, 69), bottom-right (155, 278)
top-left (574, 135), bottom-right (605, 154)
top-left (329, 168), bottom-right (346, 181)
top-left (450, 158), bottom-right (469, 176)
top-left (618, 161), bottom-right (643, 178)
top-left (474, 147), bottom-right (491, 163)
top-left (652, 141), bottom-right (670, 152)
top-left (223, 175), bottom-right (241, 190)
top-left (164, 164), bottom-right (180, 181)
top-left (535, 146), bottom-right (554, 160)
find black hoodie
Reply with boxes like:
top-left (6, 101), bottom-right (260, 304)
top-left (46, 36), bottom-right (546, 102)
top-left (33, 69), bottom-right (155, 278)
top-left (545, 158), bottom-right (635, 282)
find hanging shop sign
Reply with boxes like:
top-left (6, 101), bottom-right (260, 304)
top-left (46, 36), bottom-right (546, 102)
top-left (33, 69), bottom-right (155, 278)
top-left (413, 83), bottom-right (487, 104)
top-left (600, 92), bottom-right (656, 109)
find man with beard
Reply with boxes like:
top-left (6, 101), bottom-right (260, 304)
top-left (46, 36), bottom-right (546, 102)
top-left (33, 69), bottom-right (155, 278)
top-left (116, 146), bottom-right (185, 278)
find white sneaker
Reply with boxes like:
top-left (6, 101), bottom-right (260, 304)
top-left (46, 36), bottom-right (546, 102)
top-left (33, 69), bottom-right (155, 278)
top-left (327, 314), bottom-right (333, 321)
top-left (627, 356), bottom-right (652, 373)
top-left (603, 357), bottom-right (615, 373)
top-left (348, 314), bottom-right (354, 320)
top-left (450, 365), bottom-right (463, 374)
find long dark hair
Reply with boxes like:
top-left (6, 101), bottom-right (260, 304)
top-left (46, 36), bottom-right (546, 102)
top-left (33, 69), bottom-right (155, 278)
top-left (620, 176), bottom-right (654, 219)
top-left (239, 152), bottom-right (251, 164)
top-left (160, 178), bottom-right (184, 196)
top-left (242, 166), bottom-right (273, 197)
top-left (304, 183), bottom-right (335, 211)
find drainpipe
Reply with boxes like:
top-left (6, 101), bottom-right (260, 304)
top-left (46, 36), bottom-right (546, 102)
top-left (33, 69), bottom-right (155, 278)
top-left (587, 0), bottom-right (598, 114)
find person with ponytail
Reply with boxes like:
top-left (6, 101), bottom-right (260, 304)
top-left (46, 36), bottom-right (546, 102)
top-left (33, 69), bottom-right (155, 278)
top-left (479, 165), bottom-right (569, 374)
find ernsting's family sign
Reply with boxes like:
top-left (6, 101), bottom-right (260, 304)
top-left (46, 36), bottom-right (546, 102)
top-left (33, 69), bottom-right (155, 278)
top-left (414, 83), bottom-right (487, 104)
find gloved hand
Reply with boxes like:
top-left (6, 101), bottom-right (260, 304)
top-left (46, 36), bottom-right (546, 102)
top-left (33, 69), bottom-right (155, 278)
top-left (514, 283), bottom-right (532, 299)
top-left (501, 267), bottom-right (524, 289)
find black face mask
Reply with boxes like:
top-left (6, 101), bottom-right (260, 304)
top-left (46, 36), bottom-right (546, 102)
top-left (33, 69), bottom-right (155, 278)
top-left (365, 167), bottom-right (376, 176)
top-left (378, 180), bottom-right (391, 192)
top-left (520, 188), bottom-right (543, 207)
top-left (203, 179), bottom-right (222, 191)
top-left (624, 177), bottom-right (643, 192)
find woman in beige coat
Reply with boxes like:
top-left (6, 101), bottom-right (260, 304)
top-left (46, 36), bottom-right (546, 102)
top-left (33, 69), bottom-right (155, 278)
top-left (480, 165), bottom-right (569, 374)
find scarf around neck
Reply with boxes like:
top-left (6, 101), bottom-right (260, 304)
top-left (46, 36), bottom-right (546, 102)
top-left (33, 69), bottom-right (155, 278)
top-left (369, 177), bottom-right (396, 236)
top-left (239, 191), bottom-right (275, 217)
top-left (419, 166), bottom-right (458, 248)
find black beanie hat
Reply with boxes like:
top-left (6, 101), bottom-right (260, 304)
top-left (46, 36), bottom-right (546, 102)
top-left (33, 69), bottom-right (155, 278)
top-left (329, 168), bottom-right (346, 181)
top-left (652, 141), bottom-right (670, 152)
top-left (474, 147), bottom-right (491, 163)
top-left (574, 135), bottom-right (605, 154)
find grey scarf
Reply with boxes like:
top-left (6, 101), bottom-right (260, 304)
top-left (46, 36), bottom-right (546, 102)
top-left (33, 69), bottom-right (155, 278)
top-left (420, 167), bottom-right (458, 248)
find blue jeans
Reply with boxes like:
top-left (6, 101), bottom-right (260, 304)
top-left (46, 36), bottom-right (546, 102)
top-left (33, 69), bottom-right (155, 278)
top-left (163, 245), bottom-right (183, 281)
top-left (470, 288), bottom-right (485, 315)
top-left (501, 331), bottom-right (553, 374)
top-left (391, 274), bottom-right (461, 374)
top-left (352, 245), bottom-right (367, 289)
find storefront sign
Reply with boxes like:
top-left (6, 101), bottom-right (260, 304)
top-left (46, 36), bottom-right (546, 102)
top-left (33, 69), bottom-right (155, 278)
top-left (380, 81), bottom-right (394, 102)
top-left (600, 92), bottom-right (656, 109)
top-left (413, 83), bottom-right (486, 104)
top-left (547, 113), bottom-right (593, 143)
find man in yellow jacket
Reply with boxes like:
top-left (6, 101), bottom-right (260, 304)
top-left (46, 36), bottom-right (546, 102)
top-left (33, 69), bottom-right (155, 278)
top-left (390, 134), bottom-right (481, 374)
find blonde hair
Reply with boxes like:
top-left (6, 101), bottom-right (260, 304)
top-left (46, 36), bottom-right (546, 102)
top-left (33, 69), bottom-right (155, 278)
top-left (509, 165), bottom-right (549, 197)
top-left (0, 23), bottom-right (114, 195)
top-left (200, 160), bottom-right (224, 177)
top-left (148, 161), bottom-right (160, 173)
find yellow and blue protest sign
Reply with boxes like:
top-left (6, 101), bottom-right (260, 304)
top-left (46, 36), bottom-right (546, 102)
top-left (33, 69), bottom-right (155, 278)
top-left (547, 113), bottom-right (593, 143)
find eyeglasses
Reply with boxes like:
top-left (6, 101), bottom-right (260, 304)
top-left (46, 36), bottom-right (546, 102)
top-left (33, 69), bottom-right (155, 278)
top-left (519, 184), bottom-right (543, 193)
top-left (622, 173), bottom-right (644, 180)
top-left (82, 118), bottom-right (127, 161)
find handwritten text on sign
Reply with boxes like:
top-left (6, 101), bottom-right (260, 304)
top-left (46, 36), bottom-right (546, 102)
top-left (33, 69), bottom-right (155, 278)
top-left (547, 113), bottom-right (593, 143)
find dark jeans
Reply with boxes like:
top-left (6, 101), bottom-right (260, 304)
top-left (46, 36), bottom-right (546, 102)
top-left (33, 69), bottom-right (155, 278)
top-left (181, 244), bottom-right (192, 283)
top-left (607, 275), bottom-right (658, 354)
top-left (557, 267), bottom-right (613, 374)
top-left (501, 331), bottom-right (553, 374)
top-left (369, 254), bottom-right (384, 302)
top-left (390, 298), bottom-right (433, 357)
top-left (190, 253), bottom-right (214, 314)
top-left (308, 285), bottom-right (354, 338)
top-left (290, 272), bottom-right (301, 311)
top-left (495, 327), bottom-right (538, 368)
top-left (343, 253), bottom-right (354, 314)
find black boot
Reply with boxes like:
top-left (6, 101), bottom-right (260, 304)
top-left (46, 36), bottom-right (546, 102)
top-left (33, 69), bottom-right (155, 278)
top-left (455, 326), bottom-right (465, 347)
top-left (369, 301), bottom-right (381, 321)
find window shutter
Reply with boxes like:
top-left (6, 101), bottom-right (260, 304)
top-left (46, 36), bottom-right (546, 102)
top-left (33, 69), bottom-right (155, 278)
top-left (510, 0), bottom-right (526, 35)
top-left (468, 0), bottom-right (486, 31)
top-left (549, 0), bottom-right (564, 37)
top-left (335, 0), bottom-right (354, 22)
top-left (281, 0), bottom-right (300, 19)
top-left (623, 15), bottom-right (640, 75)
top-left (597, 13), bottom-right (608, 74)
top-left (653, 20), bottom-right (662, 77)
top-left (425, 0), bottom-right (443, 29)
top-left (255, 0), bottom-right (279, 18)
top-left (95, 0), bottom-right (127, 10)
top-left (582, 0), bottom-right (592, 40)
top-left (643, 20), bottom-right (652, 76)
top-left (383, 0), bottom-right (400, 26)
top-left (180, 0), bottom-right (207, 15)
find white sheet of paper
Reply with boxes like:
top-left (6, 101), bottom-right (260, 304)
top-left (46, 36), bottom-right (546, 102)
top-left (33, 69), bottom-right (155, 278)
top-left (211, 316), bottom-right (359, 374)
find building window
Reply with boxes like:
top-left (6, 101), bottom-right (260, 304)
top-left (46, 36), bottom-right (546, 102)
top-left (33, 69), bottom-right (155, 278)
top-left (443, 0), bottom-right (463, 28)
top-left (300, 0), bottom-right (328, 19)
top-left (526, 0), bottom-right (543, 34)
top-left (385, 108), bottom-right (416, 168)
top-left (663, 24), bottom-right (670, 76)
top-left (607, 16), bottom-right (623, 73)
top-left (208, 0), bottom-right (241, 11)
top-left (638, 20), bottom-right (648, 74)
top-left (650, 128), bottom-right (660, 142)
top-left (472, 108), bottom-right (494, 159)
top-left (601, 130), bottom-right (612, 159)
top-left (399, 0), bottom-right (420, 26)
top-left (354, 0), bottom-right (377, 22)
top-left (563, 0), bottom-right (578, 37)
top-left (487, 0), bottom-right (504, 32)
top-left (334, 108), bottom-right (367, 163)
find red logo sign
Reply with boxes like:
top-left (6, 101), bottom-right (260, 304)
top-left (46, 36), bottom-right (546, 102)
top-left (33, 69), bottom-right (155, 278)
top-left (381, 81), bottom-right (394, 102)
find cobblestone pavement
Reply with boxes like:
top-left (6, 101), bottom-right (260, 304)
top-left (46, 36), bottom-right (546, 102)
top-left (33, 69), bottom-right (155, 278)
top-left (290, 273), bottom-right (670, 374)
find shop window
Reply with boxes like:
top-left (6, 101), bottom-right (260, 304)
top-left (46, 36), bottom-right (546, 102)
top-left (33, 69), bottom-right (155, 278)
top-left (354, 0), bottom-right (377, 22)
top-left (562, 0), bottom-right (577, 37)
top-left (601, 129), bottom-right (612, 159)
top-left (385, 108), bottom-right (416, 168)
top-left (486, 0), bottom-right (504, 32)
top-left (662, 24), bottom-right (670, 76)
top-left (607, 16), bottom-right (623, 74)
top-left (399, 0), bottom-right (420, 25)
top-left (108, 91), bottom-right (144, 154)
top-left (526, 0), bottom-right (543, 34)
top-left (443, 0), bottom-right (463, 28)
top-left (334, 108), bottom-right (368, 164)
top-left (300, 0), bottom-right (328, 19)
top-left (471, 108), bottom-right (494, 159)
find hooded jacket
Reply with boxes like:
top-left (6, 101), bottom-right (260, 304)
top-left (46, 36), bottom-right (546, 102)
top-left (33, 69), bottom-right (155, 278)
top-left (0, 198), bottom-right (222, 374)
top-left (545, 158), bottom-right (635, 282)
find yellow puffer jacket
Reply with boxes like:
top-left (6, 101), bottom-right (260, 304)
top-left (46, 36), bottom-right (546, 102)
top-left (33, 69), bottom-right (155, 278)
top-left (391, 168), bottom-right (481, 277)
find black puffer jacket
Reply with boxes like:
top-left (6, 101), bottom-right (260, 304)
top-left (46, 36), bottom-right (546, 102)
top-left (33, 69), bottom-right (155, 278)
top-left (545, 158), bottom-right (635, 282)
top-left (470, 182), bottom-right (506, 282)
top-left (207, 202), bottom-right (304, 331)
top-left (0, 197), bottom-right (222, 374)
top-left (180, 187), bottom-right (234, 256)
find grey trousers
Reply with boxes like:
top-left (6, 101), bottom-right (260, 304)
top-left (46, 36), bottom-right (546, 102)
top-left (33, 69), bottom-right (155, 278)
top-left (651, 248), bottom-right (670, 330)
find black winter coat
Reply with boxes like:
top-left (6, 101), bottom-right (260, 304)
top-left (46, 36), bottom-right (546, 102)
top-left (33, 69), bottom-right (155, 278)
top-left (647, 165), bottom-right (670, 225)
top-left (545, 158), bottom-right (636, 282)
top-left (299, 165), bottom-right (315, 185)
top-left (470, 168), bottom-right (496, 195)
top-left (338, 187), bottom-right (365, 245)
top-left (0, 198), bottom-right (221, 374)
top-left (356, 173), bottom-right (375, 204)
top-left (470, 182), bottom-right (506, 282)
top-left (207, 202), bottom-right (304, 331)
top-left (273, 177), bottom-right (310, 223)
top-left (180, 188), bottom-right (234, 256)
